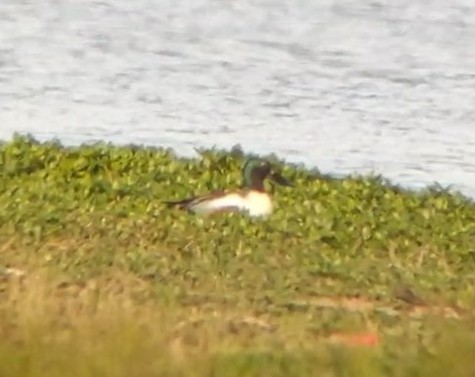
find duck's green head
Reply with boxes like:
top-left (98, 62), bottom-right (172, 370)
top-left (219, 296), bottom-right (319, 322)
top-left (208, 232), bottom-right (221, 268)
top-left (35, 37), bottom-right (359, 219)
top-left (241, 158), bottom-right (292, 191)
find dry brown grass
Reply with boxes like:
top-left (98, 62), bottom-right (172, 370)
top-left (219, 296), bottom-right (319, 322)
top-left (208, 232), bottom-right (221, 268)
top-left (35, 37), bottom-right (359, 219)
top-left (1, 265), bottom-right (475, 377)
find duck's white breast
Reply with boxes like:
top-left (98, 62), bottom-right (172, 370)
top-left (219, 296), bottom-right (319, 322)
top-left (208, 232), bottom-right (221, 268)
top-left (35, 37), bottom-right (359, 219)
top-left (243, 191), bottom-right (273, 217)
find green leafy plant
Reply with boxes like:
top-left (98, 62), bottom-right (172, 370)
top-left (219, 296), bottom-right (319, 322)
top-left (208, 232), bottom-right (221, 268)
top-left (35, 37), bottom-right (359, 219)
top-left (0, 135), bottom-right (474, 377)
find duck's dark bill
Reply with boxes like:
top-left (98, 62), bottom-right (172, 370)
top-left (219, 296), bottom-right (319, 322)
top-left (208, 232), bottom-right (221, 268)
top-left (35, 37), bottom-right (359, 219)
top-left (270, 172), bottom-right (293, 187)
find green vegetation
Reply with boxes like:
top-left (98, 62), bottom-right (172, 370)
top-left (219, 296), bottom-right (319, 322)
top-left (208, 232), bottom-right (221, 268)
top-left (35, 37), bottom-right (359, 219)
top-left (1, 134), bottom-right (475, 376)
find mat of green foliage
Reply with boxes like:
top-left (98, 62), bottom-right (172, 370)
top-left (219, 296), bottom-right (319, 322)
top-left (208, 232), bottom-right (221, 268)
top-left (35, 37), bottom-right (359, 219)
top-left (1, 135), bottom-right (475, 377)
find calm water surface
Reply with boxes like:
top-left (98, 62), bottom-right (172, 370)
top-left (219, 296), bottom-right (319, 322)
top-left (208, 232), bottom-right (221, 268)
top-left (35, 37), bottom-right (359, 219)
top-left (1, 0), bottom-right (475, 196)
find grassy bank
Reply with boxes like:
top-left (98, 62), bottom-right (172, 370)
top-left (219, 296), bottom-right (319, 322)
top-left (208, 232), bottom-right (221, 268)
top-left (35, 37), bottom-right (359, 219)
top-left (1, 135), bottom-right (475, 376)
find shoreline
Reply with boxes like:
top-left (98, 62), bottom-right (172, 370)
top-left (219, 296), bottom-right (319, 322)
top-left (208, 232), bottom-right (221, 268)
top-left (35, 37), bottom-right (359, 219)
top-left (1, 133), bottom-right (473, 202)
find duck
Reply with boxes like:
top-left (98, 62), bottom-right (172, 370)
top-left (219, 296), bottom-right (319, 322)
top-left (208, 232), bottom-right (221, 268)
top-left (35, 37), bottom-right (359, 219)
top-left (164, 158), bottom-right (292, 217)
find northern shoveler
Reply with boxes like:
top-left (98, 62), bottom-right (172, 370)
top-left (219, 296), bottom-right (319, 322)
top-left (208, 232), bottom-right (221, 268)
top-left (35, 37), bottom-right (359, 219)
top-left (164, 158), bottom-right (292, 217)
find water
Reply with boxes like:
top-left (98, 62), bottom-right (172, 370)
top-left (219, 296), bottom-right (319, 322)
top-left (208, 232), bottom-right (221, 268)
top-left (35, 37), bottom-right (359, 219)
top-left (1, 0), bottom-right (475, 197)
